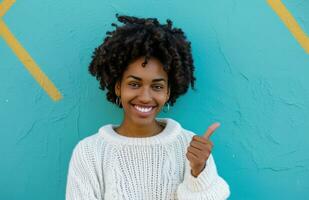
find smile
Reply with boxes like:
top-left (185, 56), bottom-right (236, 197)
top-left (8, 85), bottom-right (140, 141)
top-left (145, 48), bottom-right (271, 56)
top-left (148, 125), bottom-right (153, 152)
top-left (134, 105), bottom-right (154, 113)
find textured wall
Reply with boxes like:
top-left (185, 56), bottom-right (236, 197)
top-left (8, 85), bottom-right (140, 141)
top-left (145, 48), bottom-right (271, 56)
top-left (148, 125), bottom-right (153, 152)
top-left (0, 0), bottom-right (308, 199)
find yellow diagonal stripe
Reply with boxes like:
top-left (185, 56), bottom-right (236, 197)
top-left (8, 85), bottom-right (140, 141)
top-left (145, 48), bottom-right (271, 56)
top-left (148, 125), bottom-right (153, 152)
top-left (267, 0), bottom-right (309, 54)
top-left (0, 20), bottom-right (62, 101)
top-left (0, 0), bottom-right (62, 101)
top-left (0, 0), bottom-right (14, 17)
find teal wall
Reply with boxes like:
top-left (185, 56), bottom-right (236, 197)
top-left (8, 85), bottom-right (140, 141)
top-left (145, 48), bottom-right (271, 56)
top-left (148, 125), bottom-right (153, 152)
top-left (1, 0), bottom-right (308, 199)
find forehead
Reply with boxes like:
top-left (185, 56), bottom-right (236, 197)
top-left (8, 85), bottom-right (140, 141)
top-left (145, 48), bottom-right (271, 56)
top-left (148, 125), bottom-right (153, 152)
top-left (123, 57), bottom-right (168, 80)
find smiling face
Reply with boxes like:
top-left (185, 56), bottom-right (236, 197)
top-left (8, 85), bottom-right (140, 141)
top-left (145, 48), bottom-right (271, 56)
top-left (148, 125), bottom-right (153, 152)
top-left (115, 56), bottom-right (170, 127)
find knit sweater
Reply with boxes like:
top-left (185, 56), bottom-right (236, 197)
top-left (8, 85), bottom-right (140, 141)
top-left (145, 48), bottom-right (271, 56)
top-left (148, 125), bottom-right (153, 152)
top-left (66, 118), bottom-right (230, 200)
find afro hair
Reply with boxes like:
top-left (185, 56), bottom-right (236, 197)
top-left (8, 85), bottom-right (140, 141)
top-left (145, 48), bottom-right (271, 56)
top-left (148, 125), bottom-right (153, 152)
top-left (88, 14), bottom-right (196, 107)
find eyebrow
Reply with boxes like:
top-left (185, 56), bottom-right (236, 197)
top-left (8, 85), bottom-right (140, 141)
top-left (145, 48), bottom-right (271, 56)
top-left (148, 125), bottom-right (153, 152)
top-left (126, 75), bottom-right (166, 82)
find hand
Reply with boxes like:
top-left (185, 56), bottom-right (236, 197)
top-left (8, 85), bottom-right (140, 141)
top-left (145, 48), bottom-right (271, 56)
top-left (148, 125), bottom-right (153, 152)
top-left (186, 122), bottom-right (220, 177)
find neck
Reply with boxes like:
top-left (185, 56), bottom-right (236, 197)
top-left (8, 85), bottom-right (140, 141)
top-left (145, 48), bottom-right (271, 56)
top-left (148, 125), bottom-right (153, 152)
top-left (115, 118), bottom-right (165, 138)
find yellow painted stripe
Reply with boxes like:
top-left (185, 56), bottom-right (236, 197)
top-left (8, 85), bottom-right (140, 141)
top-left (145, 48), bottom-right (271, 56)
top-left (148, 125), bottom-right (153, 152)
top-left (0, 20), bottom-right (62, 101)
top-left (267, 0), bottom-right (309, 54)
top-left (0, 0), bottom-right (15, 17)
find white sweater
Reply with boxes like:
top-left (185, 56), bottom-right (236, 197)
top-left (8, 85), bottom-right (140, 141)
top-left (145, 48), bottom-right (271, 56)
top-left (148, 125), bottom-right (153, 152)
top-left (66, 118), bottom-right (230, 200)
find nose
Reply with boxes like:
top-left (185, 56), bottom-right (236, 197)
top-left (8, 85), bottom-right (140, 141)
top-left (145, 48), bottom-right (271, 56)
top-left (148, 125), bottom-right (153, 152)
top-left (138, 87), bottom-right (152, 103)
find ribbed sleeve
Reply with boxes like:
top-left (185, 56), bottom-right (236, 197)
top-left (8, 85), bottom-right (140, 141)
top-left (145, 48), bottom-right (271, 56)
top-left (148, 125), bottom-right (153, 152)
top-left (177, 154), bottom-right (230, 200)
top-left (66, 140), bottom-right (104, 200)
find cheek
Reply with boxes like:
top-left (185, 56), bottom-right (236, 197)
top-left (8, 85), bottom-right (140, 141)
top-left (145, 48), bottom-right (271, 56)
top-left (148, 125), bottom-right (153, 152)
top-left (156, 93), bottom-right (168, 104)
top-left (120, 86), bottom-right (134, 99)
top-left (120, 93), bottom-right (134, 104)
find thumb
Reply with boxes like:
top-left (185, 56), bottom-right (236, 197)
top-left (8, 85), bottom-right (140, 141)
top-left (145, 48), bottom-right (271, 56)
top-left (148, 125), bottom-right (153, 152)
top-left (203, 122), bottom-right (221, 139)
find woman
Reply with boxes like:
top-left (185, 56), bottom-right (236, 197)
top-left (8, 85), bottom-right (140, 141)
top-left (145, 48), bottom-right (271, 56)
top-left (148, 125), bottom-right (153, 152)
top-left (66, 14), bottom-right (230, 200)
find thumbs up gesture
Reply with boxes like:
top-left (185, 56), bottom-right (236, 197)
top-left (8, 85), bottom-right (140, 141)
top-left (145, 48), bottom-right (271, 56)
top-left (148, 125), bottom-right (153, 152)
top-left (186, 122), bottom-right (220, 177)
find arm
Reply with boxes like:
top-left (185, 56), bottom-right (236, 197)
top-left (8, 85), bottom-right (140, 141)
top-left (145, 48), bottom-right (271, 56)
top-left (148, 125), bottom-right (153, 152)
top-left (177, 154), bottom-right (230, 200)
top-left (66, 141), bottom-right (104, 200)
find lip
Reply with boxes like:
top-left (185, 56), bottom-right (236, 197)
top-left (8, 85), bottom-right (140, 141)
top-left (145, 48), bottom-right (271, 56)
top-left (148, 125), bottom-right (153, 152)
top-left (131, 104), bottom-right (156, 118)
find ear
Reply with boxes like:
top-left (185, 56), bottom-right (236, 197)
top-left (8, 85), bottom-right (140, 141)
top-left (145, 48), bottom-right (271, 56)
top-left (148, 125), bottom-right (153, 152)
top-left (115, 81), bottom-right (121, 97)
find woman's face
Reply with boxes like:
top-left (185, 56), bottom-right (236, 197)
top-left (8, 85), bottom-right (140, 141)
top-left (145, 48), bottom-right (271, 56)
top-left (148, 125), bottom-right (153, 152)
top-left (115, 56), bottom-right (170, 126)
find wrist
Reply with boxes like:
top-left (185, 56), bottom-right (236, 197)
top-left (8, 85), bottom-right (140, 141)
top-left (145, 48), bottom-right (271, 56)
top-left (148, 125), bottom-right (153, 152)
top-left (191, 163), bottom-right (206, 177)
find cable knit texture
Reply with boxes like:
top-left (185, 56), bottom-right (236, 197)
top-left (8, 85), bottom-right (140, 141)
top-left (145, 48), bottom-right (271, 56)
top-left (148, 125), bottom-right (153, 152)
top-left (66, 118), bottom-right (230, 200)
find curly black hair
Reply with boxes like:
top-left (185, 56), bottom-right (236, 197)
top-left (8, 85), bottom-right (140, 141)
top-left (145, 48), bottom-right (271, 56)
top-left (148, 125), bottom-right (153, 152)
top-left (88, 14), bottom-right (196, 108)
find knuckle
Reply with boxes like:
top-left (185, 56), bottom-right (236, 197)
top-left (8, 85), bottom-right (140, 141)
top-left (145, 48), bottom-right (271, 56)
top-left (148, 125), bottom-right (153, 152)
top-left (203, 152), bottom-right (209, 158)
top-left (192, 135), bottom-right (199, 140)
top-left (198, 160), bottom-right (205, 165)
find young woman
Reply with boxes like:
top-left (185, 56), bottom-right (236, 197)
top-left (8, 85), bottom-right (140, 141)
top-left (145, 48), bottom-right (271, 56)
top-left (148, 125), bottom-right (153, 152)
top-left (66, 14), bottom-right (230, 200)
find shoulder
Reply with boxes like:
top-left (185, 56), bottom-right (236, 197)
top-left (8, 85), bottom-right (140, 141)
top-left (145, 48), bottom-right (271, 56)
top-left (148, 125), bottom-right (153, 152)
top-left (180, 127), bottom-right (196, 145)
top-left (81, 131), bottom-right (103, 145)
top-left (74, 132), bottom-right (101, 151)
top-left (164, 118), bottom-right (196, 143)
top-left (70, 126), bottom-right (108, 159)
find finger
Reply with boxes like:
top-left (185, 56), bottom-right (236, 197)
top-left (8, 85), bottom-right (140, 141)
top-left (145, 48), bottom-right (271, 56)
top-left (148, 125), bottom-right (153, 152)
top-left (186, 152), bottom-right (199, 164)
top-left (187, 146), bottom-right (210, 158)
top-left (190, 140), bottom-right (213, 151)
top-left (203, 122), bottom-right (220, 139)
top-left (192, 135), bottom-right (208, 145)
top-left (192, 135), bottom-right (215, 145)
top-left (186, 151), bottom-right (198, 160)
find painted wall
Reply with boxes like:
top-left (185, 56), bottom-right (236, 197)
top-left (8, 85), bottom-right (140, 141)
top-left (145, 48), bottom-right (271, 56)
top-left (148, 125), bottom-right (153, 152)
top-left (0, 0), bottom-right (308, 199)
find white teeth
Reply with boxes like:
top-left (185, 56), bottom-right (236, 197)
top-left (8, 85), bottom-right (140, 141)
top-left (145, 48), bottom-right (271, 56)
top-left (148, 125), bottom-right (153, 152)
top-left (134, 105), bottom-right (153, 113)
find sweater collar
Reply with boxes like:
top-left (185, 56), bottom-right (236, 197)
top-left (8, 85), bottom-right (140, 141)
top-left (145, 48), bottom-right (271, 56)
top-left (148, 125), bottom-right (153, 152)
top-left (99, 118), bottom-right (181, 145)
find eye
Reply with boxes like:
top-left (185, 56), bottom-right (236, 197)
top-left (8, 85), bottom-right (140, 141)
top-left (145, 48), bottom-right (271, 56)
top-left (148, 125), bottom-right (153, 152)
top-left (128, 82), bottom-right (140, 88)
top-left (152, 85), bottom-right (164, 90)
